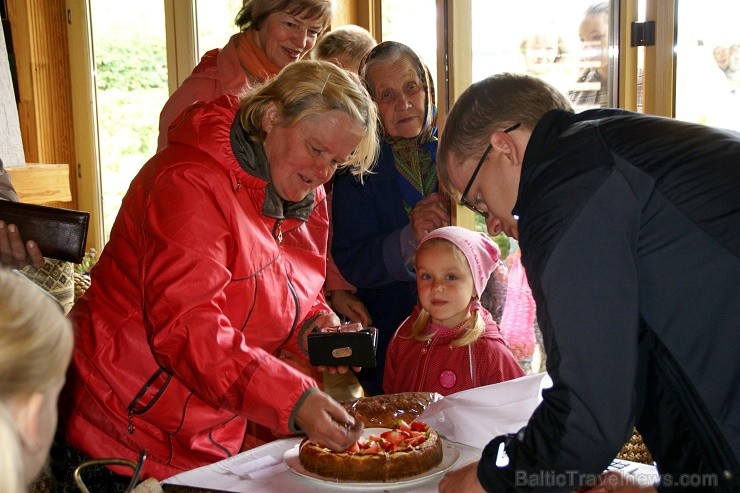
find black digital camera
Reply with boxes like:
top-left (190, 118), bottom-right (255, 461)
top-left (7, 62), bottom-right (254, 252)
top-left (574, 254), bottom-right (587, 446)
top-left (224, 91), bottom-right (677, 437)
top-left (307, 323), bottom-right (378, 367)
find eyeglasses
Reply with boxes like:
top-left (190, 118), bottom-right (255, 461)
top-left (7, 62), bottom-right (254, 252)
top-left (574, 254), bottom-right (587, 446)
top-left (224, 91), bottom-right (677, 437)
top-left (459, 123), bottom-right (521, 218)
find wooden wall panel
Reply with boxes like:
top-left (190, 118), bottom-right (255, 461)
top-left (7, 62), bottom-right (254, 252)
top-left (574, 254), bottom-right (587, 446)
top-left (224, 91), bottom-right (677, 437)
top-left (7, 0), bottom-right (76, 208)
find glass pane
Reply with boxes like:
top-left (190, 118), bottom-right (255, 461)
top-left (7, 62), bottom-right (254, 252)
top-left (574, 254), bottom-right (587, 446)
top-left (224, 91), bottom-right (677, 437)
top-left (91, 1), bottom-right (168, 241)
top-left (471, 0), bottom-right (615, 112)
top-left (675, 0), bottom-right (740, 131)
top-left (381, 0), bottom-right (437, 91)
top-left (196, 0), bottom-right (243, 58)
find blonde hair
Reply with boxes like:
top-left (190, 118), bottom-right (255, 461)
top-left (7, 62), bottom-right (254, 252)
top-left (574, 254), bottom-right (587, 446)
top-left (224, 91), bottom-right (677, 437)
top-left (409, 238), bottom-right (485, 348)
top-left (235, 0), bottom-right (334, 33)
top-left (312, 25), bottom-right (377, 68)
top-left (239, 59), bottom-right (379, 177)
top-left (0, 269), bottom-right (73, 492)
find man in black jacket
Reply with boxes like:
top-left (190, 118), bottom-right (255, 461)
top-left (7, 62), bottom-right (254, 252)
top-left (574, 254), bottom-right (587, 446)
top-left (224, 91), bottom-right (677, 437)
top-left (437, 73), bottom-right (739, 492)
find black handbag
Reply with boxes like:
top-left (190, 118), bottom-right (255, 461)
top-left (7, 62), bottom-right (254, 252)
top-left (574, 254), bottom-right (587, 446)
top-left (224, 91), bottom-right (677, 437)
top-left (1, 200), bottom-right (90, 263)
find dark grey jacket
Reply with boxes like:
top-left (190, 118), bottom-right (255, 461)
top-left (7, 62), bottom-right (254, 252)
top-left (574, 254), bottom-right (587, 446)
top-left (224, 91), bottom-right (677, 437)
top-left (478, 109), bottom-right (740, 491)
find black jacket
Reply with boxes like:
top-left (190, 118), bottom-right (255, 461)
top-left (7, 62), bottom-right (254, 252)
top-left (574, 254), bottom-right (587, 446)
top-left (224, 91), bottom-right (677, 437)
top-left (478, 109), bottom-right (740, 491)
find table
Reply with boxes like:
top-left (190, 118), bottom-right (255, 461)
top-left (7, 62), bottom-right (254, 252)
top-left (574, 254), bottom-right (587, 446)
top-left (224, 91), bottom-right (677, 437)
top-left (164, 437), bottom-right (482, 492)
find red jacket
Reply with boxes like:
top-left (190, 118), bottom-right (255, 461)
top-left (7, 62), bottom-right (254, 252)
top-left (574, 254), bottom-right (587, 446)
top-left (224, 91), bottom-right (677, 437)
top-left (63, 95), bottom-right (331, 479)
top-left (157, 33), bottom-right (252, 151)
top-left (383, 301), bottom-right (524, 396)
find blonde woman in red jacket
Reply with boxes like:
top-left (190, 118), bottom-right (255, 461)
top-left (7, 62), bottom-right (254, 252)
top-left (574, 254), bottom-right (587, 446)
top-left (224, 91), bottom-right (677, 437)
top-left (58, 60), bottom-right (378, 488)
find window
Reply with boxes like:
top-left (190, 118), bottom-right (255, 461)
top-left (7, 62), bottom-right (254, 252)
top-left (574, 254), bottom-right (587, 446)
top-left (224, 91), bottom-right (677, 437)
top-left (471, 0), bottom-right (618, 112)
top-left (90, 0), bottom-right (168, 241)
top-left (381, 0), bottom-right (438, 91)
top-left (195, 0), bottom-right (243, 59)
top-left (674, 0), bottom-right (740, 131)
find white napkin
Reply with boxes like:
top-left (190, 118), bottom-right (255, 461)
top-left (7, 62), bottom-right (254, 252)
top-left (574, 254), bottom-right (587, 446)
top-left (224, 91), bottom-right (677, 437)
top-left (418, 372), bottom-right (552, 450)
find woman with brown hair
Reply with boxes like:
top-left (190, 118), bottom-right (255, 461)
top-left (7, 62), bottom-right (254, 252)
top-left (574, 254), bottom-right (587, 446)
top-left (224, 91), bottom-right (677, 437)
top-left (157, 0), bottom-right (334, 150)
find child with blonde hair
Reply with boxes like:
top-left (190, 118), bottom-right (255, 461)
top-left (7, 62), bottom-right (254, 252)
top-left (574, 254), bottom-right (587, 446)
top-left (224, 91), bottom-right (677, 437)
top-left (0, 269), bottom-right (73, 493)
top-left (384, 226), bottom-right (523, 396)
top-left (312, 24), bottom-right (377, 74)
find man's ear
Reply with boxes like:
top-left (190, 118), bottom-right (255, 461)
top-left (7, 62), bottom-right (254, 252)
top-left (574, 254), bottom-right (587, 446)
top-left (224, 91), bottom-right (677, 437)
top-left (13, 392), bottom-right (44, 452)
top-left (490, 129), bottom-right (522, 168)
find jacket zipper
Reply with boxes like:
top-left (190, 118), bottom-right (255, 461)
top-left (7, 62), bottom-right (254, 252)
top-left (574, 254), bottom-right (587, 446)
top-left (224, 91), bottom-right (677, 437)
top-left (280, 280), bottom-right (300, 346)
top-left (268, 218), bottom-right (300, 344)
top-left (127, 368), bottom-right (172, 434)
top-left (415, 338), bottom-right (433, 391)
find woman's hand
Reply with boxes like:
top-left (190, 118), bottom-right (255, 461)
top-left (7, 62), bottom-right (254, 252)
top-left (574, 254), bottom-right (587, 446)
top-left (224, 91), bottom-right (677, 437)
top-left (294, 389), bottom-right (364, 451)
top-left (410, 193), bottom-right (450, 242)
top-left (306, 311), bottom-right (362, 375)
top-left (438, 461), bottom-right (486, 493)
top-left (0, 221), bottom-right (45, 269)
top-left (328, 289), bottom-right (372, 327)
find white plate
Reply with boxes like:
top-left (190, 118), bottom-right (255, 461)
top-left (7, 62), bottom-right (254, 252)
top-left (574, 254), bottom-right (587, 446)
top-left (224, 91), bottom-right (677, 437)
top-left (283, 429), bottom-right (460, 490)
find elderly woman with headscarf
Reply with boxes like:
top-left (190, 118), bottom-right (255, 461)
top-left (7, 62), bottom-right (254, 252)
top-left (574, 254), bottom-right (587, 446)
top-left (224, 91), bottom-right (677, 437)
top-left (331, 41), bottom-right (450, 396)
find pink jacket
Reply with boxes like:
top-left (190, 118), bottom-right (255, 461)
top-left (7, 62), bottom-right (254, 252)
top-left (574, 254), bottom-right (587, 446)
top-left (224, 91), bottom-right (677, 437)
top-left (383, 302), bottom-right (524, 396)
top-left (157, 33), bottom-right (251, 151)
top-left (64, 95), bottom-right (331, 479)
top-left (499, 250), bottom-right (536, 361)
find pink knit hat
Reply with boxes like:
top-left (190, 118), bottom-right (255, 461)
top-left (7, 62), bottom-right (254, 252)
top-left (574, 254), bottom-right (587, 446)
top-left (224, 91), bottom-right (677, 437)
top-left (420, 226), bottom-right (500, 298)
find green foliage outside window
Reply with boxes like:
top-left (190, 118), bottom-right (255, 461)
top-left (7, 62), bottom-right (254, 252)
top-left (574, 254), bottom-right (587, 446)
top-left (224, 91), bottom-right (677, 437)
top-left (473, 214), bottom-right (512, 260)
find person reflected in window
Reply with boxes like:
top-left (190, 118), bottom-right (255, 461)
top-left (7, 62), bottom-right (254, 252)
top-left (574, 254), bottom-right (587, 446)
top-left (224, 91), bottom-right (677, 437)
top-left (331, 41), bottom-right (450, 396)
top-left (568, 2), bottom-right (609, 110)
top-left (157, 0), bottom-right (334, 151)
top-left (519, 27), bottom-right (570, 91)
top-left (708, 43), bottom-right (740, 131)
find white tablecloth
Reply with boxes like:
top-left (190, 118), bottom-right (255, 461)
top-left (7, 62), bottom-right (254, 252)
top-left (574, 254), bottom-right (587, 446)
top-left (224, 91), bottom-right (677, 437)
top-left (163, 437), bottom-right (482, 492)
top-left (163, 376), bottom-right (552, 492)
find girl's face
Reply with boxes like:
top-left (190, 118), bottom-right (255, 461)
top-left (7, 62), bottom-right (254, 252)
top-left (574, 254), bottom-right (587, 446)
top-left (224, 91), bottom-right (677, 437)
top-left (253, 10), bottom-right (324, 69)
top-left (415, 242), bottom-right (475, 327)
top-left (367, 56), bottom-right (427, 138)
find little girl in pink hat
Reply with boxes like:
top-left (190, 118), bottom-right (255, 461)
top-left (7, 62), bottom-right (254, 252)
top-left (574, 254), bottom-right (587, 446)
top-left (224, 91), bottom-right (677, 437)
top-left (383, 226), bottom-right (524, 396)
